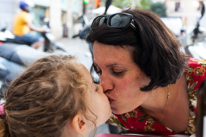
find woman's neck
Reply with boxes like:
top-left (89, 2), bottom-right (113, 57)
top-left (140, 86), bottom-right (169, 116)
top-left (140, 73), bottom-right (189, 132)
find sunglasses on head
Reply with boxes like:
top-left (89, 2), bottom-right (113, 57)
top-left (91, 13), bottom-right (138, 32)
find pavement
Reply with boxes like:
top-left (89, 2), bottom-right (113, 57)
top-left (56, 38), bottom-right (111, 136)
top-left (56, 38), bottom-right (93, 70)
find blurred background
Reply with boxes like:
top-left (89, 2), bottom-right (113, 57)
top-left (0, 0), bottom-right (206, 136)
top-left (0, 0), bottom-right (205, 41)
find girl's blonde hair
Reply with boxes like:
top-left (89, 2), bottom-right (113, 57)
top-left (0, 55), bottom-right (95, 137)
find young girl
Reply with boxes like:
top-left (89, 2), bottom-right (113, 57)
top-left (0, 55), bottom-right (111, 137)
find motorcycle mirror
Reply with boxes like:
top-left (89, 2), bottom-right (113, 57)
top-left (104, 0), bottom-right (112, 15)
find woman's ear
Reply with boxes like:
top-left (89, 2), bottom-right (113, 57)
top-left (72, 113), bottom-right (88, 134)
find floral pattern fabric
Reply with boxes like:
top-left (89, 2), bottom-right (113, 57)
top-left (108, 58), bottom-right (206, 135)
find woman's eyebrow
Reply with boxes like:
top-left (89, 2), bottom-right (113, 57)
top-left (94, 62), bottom-right (125, 68)
top-left (106, 63), bottom-right (118, 67)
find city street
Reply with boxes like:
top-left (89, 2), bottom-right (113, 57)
top-left (1, 0), bottom-right (206, 136)
top-left (56, 38), bottom-right (111, 136)
top-left (57, 38), bottom-right (92, 70)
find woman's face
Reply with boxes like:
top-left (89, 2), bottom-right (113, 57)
top-left (93, 41), bottom-right (151, 114)
top-left (78, 63), bottom-right (111, 127)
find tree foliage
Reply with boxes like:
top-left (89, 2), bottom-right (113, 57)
top-left (100, 0), bottom-right (167, 17)
top-left (140, 0), bottom-right (152, 9)
top-left (150, 2), bottom-right (167, 17)
top-left (112, 0), bottom-right (152, 10)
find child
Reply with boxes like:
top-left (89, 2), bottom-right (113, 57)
top-left (0, 55), bottom-right (111, 137)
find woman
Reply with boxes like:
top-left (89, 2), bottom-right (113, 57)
top-left (86, 9), bottom-right (206, 135)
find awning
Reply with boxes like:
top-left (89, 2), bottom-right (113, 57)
top-left (92, 5), bottom-right (122, 15)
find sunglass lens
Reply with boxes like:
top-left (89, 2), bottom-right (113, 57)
top-left (92, 16), bottom-right (106, 29)
top-left (109, 14), bottom-right (131, 28)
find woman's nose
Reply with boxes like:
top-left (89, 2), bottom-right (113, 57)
top-left (100, 75), bottom-right (114, 93)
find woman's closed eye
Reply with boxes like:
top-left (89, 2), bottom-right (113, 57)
top-left (112, 68), bottom-right (125, 76)
top-left (113, 71), bottom-right (124, 75)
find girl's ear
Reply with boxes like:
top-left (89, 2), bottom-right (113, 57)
top-left (72, 113), bottom-right (88, 134)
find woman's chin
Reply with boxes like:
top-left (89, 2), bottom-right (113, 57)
top-left (111, 108), bottom-right (125, 115)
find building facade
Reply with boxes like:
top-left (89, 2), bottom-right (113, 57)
top-left (31, 0), bottom-right (84, 39)
top-left (165, 0), bottom-right (205, 26)
top-left (0, 0), bottom-right (86, 40)
top-left (0, 0), bottom-right (18, 31)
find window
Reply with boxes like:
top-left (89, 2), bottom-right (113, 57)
top-left (175, 2), bottom-right (180, 12)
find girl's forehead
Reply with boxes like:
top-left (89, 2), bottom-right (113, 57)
top-left (76, 63), bottom-right (92, 80)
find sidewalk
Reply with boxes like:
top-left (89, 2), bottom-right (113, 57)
top-left (57, 38), bottom-right (93, 71)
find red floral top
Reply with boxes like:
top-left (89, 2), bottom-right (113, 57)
top-left (108, 58), bottom-right (206, 135)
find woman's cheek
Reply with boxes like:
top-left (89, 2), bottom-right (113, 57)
top-left (116, 76), bottom-right (140, 94)
top-left (117, 80), bottom-right (131, 92)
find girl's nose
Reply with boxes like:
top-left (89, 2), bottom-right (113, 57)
top-left (98, 84), bottom-right (104, 93)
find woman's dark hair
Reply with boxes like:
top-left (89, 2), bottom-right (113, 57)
top-left (86, 9), bottom-right (188, 91)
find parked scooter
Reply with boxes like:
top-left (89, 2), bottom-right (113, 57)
top-left (181, 2), bottom-right (206, 59)
top-left (0, 55), bottom-right (26, 99)
top-left (0, 25), bottom-right (66, 53)
top-left (0, 41), bottom-right (68, 100)
top-left (73, 0), bottom-right (117, 57)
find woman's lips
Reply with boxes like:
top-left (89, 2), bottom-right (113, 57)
top-left (107, 96), bottom-right (115, 104)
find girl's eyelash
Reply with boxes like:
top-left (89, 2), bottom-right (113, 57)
top-left (95, 86), bottom-right (99, 91)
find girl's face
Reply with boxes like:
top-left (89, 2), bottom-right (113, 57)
top-left (93, 41), bottom-right (151, 114)
top-left (79, 63), bottom-right (111, 127)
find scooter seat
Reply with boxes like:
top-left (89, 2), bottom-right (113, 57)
top-left (0, 43), bottom-right (52, 66)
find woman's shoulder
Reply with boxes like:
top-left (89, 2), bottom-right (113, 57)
top-left (187, 58), bottom-right (206, 67)
top-left (185, 58), bottom-right (206, 85)
top-left (184, 58), bottom-right (206, 134)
